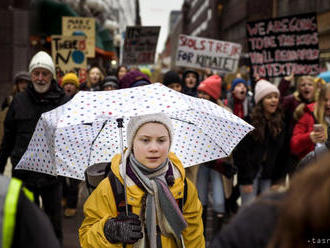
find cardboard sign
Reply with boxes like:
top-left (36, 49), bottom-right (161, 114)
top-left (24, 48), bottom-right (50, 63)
top-left (175, 34), bottom-right (242, 73)
top-left (247, 13), bottom-right (319, 78)
top-left (122, 26), bottom-right (160, 65)
top-left (62, 17), bottom-right (95, 58)
top-left (51, 35), bottom-right (87, 81)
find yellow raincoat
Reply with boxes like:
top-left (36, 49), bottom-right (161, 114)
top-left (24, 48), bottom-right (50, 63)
top-left (79, 152), bottom-right (205, 248)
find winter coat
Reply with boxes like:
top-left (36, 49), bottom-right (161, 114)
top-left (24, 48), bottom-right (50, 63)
top-left (290, 103), bottom-right (316, 159)
top-left (210, 192), bottom-right (285, 248)
top-left (0, 81), bottom-right (69, 186)
top-left (79, 152), bottom-right (205, 248)
top-left (233, 122), bottom-right (288, 185)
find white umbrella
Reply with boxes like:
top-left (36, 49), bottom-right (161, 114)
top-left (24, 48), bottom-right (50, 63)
top-left (16, 83), bottom-right (254, 180)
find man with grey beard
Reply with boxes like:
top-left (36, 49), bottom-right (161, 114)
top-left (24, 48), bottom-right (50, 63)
top-left (0, 51), bottom-right (69, 244)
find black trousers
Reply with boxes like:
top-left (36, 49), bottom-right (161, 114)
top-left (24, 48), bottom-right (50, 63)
top-left (62, 177), bottom-right (80, 208)
top-left (30, 181), bottom-right (63, 245)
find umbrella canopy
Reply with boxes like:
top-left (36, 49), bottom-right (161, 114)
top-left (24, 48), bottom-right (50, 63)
top-left (16, 83), bottom-right (254, 180)
top-left (317, 71), bottom-right (330, 83)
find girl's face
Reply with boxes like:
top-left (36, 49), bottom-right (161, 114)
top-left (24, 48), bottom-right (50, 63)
top-left (168, 83), bottom-right (182, 92)
top-left (232, 83), bottom-right (247, 101)
top-left (324, 90), bottom-right (330, 117)
top-left (133, 123), bottom-right (170, 169)
top-left (185, 73), bottom-right (197, 89)
top-left (197, 90), bottom-right (211, 100)
top-left (118, 67), bottom-right (127, 80)
top-left (63, 83), bottom-right (78, 97)
top-left (262, 92), bottom-right (279, 115)
top-left (298, 79), bottom-right (314, 101)
top-left (89, 67), bottom-right (102, 85)
top-left (17, 79), bottom-right (29, 92)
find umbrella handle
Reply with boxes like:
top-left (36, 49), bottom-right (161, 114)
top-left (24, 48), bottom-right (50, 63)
top-left (116, 118), bottom-right (128, 215)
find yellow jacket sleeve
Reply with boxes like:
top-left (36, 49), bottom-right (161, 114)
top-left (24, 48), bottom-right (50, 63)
top-left (182, 178), bottom-right (205, 247)
top-left (79, 178), bottom-right (121, 248)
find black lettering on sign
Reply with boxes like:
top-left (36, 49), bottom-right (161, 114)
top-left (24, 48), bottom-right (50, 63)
top-left (247, 12), bottom-right (319, 78)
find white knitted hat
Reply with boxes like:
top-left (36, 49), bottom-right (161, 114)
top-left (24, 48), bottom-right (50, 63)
top-left (254, 79), bottom-right (280, 104)
top-left (126, 113), bottom-right (174, 154)
top-left (29, 51), bottom-right (55, 78)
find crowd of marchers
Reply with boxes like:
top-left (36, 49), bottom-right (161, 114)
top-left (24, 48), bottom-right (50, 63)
top-left (0, 50), bottom-right (329, 248)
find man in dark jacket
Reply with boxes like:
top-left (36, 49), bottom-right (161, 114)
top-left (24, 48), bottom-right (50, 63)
top-left (0, 51), bottom-right (70, 244)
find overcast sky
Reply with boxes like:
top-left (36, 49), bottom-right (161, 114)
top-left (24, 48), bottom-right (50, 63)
top-left (139, 0), bottom-right (184, 55)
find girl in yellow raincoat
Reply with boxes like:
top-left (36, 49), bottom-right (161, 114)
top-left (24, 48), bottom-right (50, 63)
top-left (79, 113), bottom-right (205, 247)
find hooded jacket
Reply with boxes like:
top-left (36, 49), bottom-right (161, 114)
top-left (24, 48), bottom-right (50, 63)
top-left (79, 152), bottom-right (205, 248)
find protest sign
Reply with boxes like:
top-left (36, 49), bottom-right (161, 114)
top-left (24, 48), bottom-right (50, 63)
top-left (246, 12), bottom-right (319, 78)
top-left (62, 17), bottom-right (95, 58)
top-left (51, 35), bottom-right (87, 82)
top-left (122, 26), bottom-right (160, 65)
top-left (175, 34), bottom-right (242, 73)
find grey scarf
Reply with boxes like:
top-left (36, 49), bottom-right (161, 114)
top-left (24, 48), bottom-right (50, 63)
top-left (129, 154), bottom-right (187, 248)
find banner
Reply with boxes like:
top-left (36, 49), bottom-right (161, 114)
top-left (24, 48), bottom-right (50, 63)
top-left (175, 34), bottom-right (242, 73)
top-left (62, 17), bottom-right (95, 58)
top-left (51, 35), bottom-right (87, 82)
top-left (122, 26), bottom-right (160, 65)
top-left (246, 13), bottom-right (319, 78)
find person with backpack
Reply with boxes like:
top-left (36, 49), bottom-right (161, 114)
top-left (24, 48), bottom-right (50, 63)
top-left (79, 113), bottom-right (205, 247)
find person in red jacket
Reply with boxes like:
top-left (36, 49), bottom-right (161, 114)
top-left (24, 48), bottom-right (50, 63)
top-left (290, 83), bottom-right (330, 159)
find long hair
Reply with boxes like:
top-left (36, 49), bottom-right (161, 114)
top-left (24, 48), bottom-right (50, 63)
top-left (267, 152), bottom-right (330, 248)
top-left (294, 84), bottom-right (330, 139)
top-left (314, 84), bottom-right (330, 126)
top-left (250, 101), bottom-right (283, 142)
top-left (87, 66), bottom-right (104, 88)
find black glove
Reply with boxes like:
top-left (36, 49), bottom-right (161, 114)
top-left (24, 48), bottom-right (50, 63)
top-left (104, 213), bottom-right (143, 244)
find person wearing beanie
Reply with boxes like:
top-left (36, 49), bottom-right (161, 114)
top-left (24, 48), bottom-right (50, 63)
top-left (182, 70), bottom-right (200, 97)
top-left (0, 71), bottom-right (32, 147)
top-left (0, 50), bottom-right (69, 244)
top-left (119, 70), bottom-right (151, 89)
top-left (61, 72), bottom-right (80, 97)
top-left (224, 78), bottom-right (254, 120)
top-left (233, 79), bottom-right (288, 206)
top-left (197, 75), bottom-right (221, 101)
top-left (102, 75), bottom-right (119, 91)
top-left (254, 79), bottom-right (280, 105)
top-left (79, 113), bottom-right (205, 248)
top-left (163, 70), bottom-right (183, 92)
top-left (223, 77), bottom-right (254, 216)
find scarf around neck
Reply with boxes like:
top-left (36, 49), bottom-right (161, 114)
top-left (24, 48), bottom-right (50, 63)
top-left (128, 154), bottom-right (187, 248)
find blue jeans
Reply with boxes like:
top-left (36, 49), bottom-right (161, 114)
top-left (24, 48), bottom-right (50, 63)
top-left (197, 165), bottom-right (225, 214)
top-left (239, 170), bottom-right (271, 206)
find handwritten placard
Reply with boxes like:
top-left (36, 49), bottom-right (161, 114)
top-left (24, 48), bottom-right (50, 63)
top-left (51, 35), bottom-right (87, 81)
top-left (62, 17), bottom-right (95, 58)
top-left (246, 13), bottom-right (319, 78)
top-left (175, 34), bottom-right (242, 73)
top-left (122, 26), bottom-right (160, 65)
